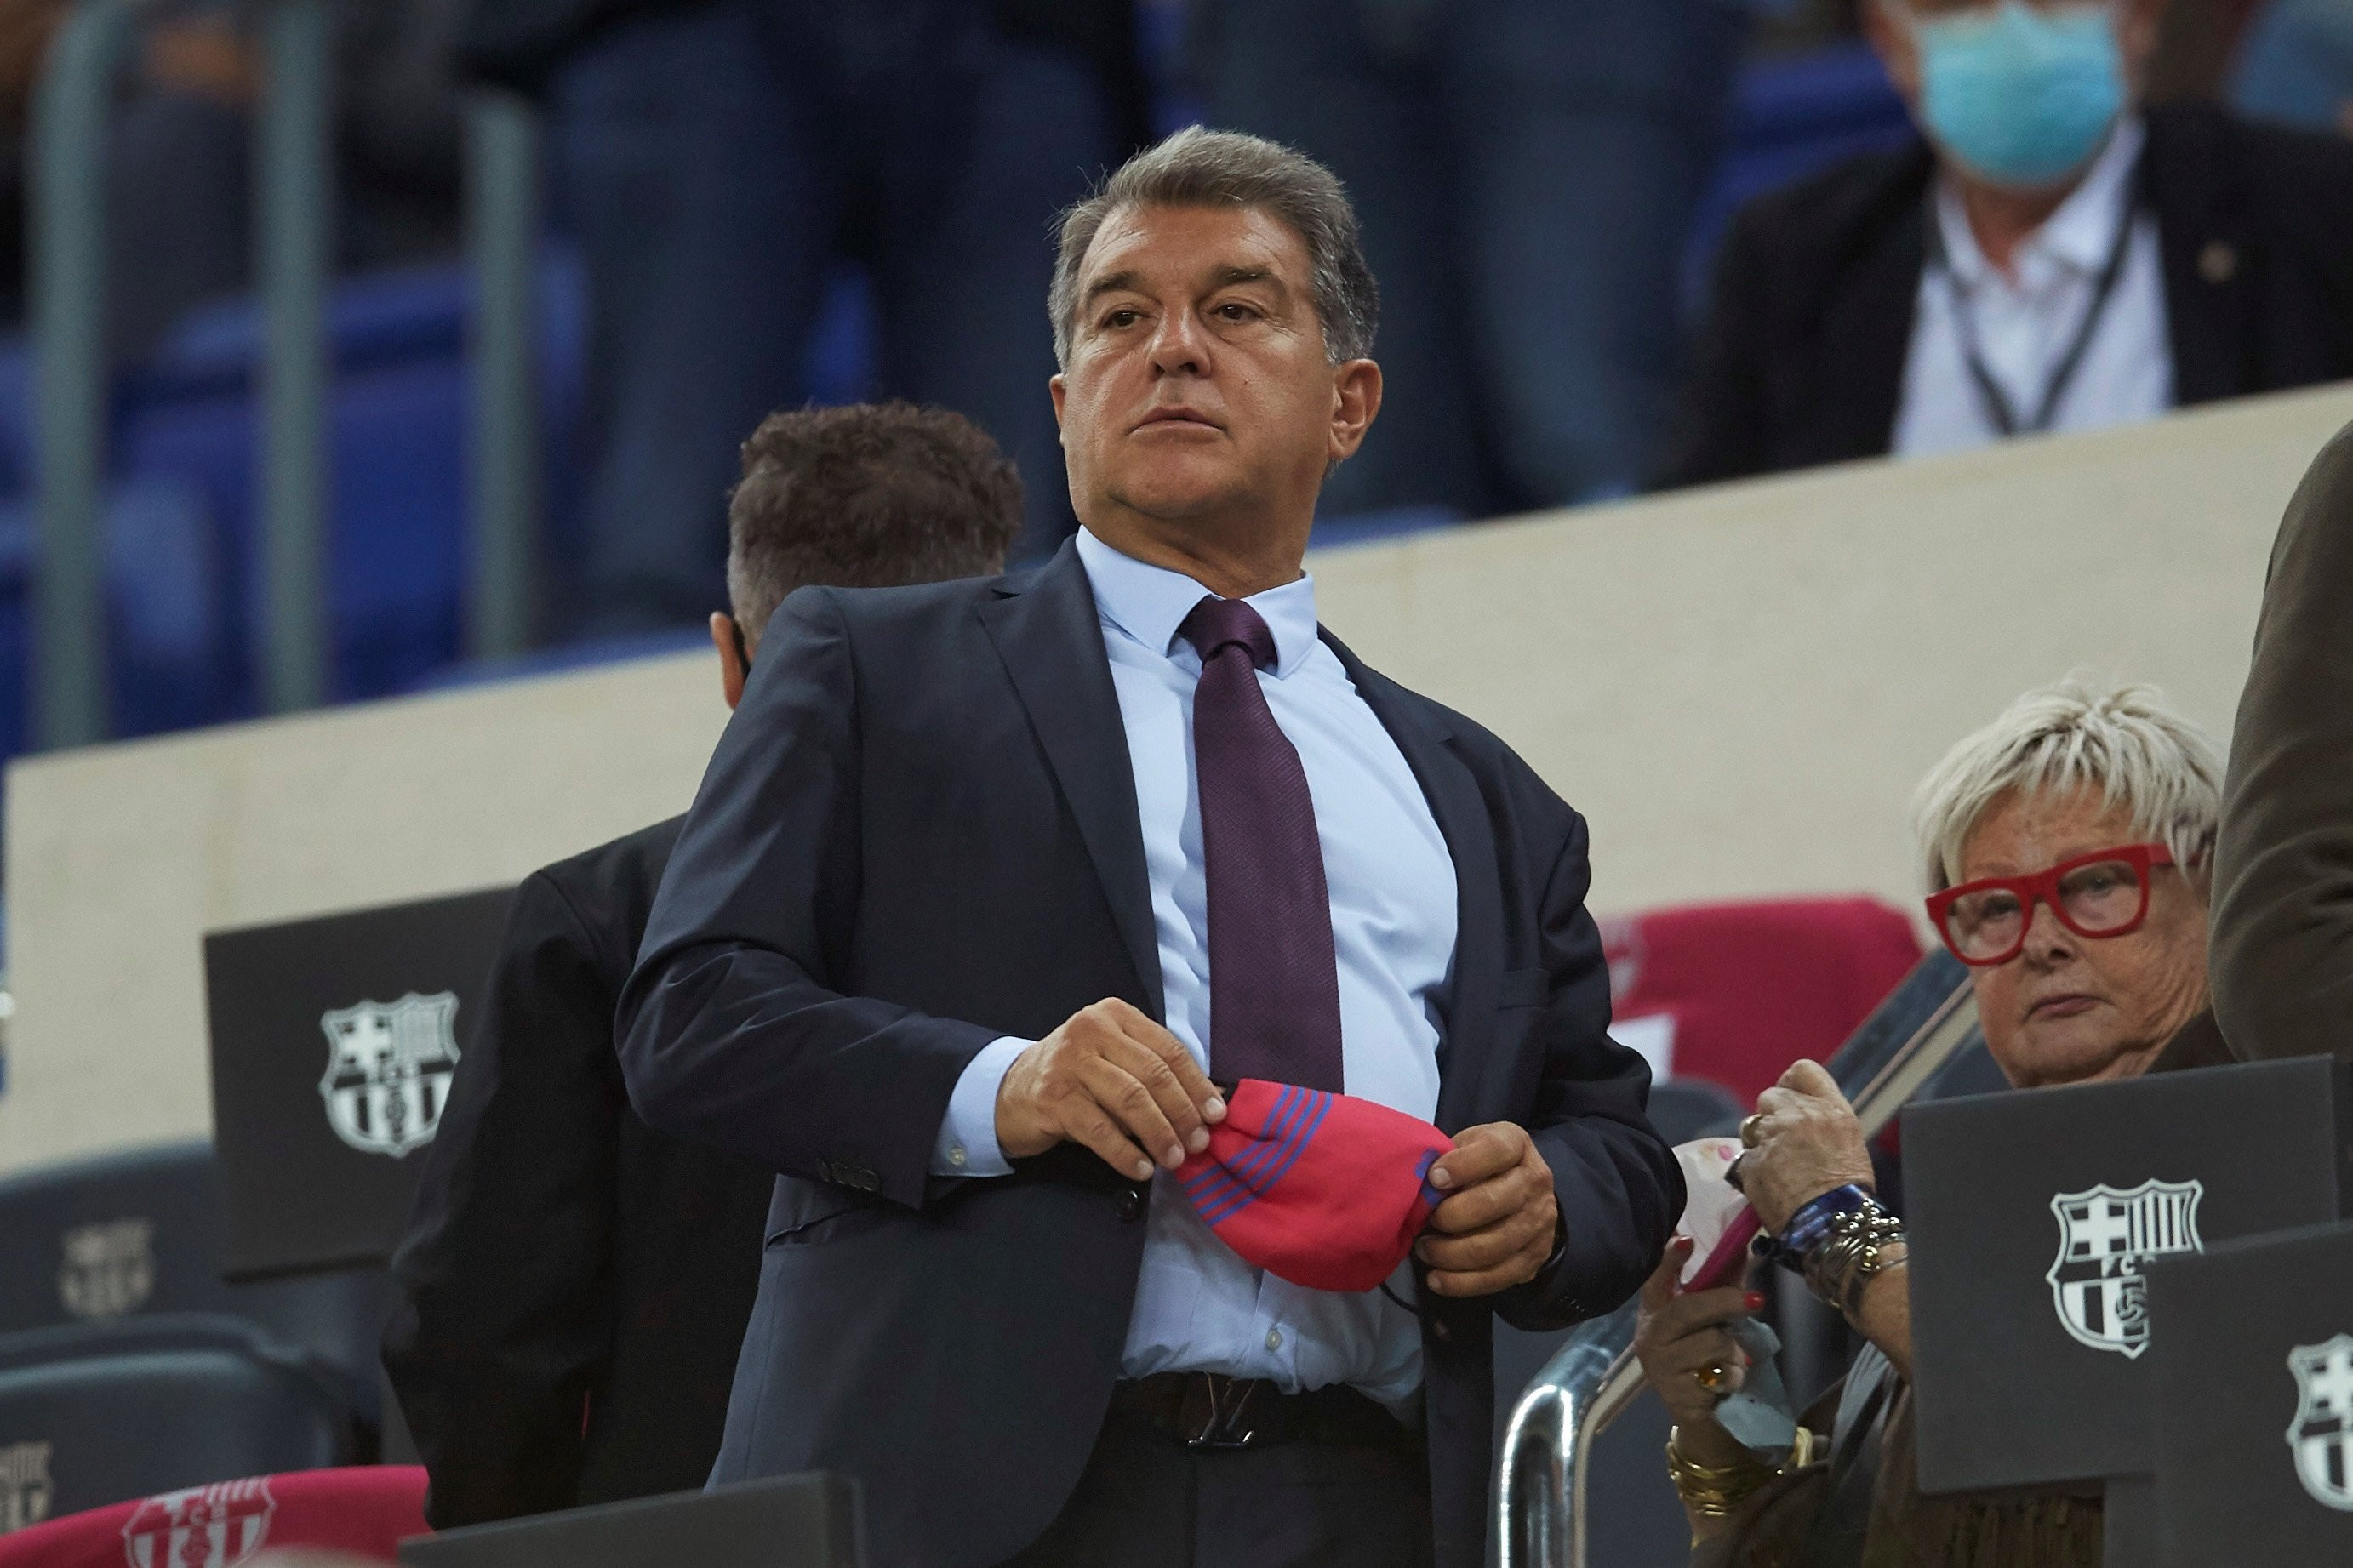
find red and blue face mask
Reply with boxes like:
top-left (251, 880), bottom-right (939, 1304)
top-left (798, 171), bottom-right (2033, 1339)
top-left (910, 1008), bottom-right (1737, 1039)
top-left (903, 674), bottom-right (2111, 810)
top-left (1174, 1079), bottom-right (1456, 1294)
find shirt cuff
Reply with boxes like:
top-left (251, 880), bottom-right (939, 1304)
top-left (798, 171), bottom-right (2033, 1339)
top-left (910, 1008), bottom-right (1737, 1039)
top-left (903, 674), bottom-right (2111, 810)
top-left (929, 1036), bottom-right (1030, 1178)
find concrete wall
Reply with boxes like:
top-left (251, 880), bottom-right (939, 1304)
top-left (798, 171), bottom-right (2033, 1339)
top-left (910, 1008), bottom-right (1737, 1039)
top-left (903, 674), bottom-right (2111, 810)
top-left (7, 382), bottom-right (2349, 1175)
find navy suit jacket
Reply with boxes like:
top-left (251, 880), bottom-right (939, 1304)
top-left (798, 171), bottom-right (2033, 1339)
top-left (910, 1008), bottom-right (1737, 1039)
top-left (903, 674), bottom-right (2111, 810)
top-left (616, 540), bottom-right (1682, 1568)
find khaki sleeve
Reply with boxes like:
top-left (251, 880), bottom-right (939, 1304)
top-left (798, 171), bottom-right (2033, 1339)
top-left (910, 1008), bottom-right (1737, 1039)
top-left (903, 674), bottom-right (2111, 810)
top-left (2212, 421), bottom-right (2353, 1062)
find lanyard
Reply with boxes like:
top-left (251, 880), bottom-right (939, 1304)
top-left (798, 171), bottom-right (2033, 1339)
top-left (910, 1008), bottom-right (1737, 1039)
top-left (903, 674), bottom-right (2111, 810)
top-left (1927, 193), bottom-right (2139, 439)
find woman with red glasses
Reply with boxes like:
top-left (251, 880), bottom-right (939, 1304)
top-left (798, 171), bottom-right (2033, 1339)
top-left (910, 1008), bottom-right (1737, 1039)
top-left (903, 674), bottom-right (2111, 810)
top-left (1631, 675), bottom-right (2230, 1568)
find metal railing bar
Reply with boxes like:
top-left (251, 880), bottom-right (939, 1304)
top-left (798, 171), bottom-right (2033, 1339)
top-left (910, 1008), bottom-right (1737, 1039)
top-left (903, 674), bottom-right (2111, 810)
top-left (255, 0), bottom-right (333, 713)
top-left (465, 89), bottom-right (541, 659)
top-left (29, 0), bottom-right (170, 750)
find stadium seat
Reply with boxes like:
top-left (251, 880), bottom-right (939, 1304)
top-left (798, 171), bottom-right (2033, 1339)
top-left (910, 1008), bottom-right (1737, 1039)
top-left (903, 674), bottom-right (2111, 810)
top-left (0, 1317), bottom-right (359, 1525)
top-left (118, 266), bottom-right (506, 711)
top-left (1602, 895), bottom-right (1926, 1108)
top-left (0, 1143), bottom-right (395, 1422)
top-left (0, 1464), bottom-right (425, 1563)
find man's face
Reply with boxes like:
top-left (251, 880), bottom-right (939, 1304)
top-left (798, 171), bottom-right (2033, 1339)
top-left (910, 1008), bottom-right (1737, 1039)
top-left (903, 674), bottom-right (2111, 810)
top-left (1051, 202), bottom-right (1377, 538)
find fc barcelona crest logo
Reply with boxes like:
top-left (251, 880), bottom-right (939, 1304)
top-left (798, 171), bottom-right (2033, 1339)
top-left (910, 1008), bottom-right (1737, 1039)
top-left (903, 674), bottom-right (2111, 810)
top-left (2045, 1178), bottom-right (2204, 1359)
top-left (2287, 1333), bottom-right (2353, 1512)
top-left (58, 1217), bottom-right (155, 1320)
top-left (0, 1440), bottom-right (52, 1534)
top-left (120, 1479), bottom-right (274, 1567)
top-left (318, 992), bottom-right (461, 1158)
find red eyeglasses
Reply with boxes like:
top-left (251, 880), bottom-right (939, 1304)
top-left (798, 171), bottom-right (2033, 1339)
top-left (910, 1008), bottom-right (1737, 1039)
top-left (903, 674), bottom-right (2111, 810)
top-left (1924, 843), bottom-right (2177, 966)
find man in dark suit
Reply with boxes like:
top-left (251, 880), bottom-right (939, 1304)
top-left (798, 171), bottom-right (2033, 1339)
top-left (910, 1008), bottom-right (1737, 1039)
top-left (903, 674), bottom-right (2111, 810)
top-left (381, 403), bottom-right (1024, 1526)
top-left (1665, 0), bottom-right (2353, 488)
top-left (618, 128), bottom-right (1682, 1568)
top-left (2210, 419), bottom-right (2353, 1063)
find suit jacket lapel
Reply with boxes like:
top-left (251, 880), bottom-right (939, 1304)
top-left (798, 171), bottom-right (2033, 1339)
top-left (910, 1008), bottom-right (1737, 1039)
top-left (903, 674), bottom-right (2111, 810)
top-left (2145, 106), bottom-right (2250, 407)
top-left (1796, 140), bottom-right (1934, 465)
top-left (978, 543), bottom-right (1166, 1021)
top-left (1322, 632), bottom-right (1503, 1133)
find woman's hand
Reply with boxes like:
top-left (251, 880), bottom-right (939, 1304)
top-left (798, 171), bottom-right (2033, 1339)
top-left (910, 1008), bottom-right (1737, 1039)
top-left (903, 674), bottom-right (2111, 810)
top-left (1633, 1237), bottom-right (1768, 1431)
top-left (1739, 1060), bottom-right (1876, 1234)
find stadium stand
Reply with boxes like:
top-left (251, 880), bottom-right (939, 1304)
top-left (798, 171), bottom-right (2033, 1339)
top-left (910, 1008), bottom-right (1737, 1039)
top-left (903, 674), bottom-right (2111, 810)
top-left (0, 41), bottom-right (1911, 773)
top-left (0, 1143), bottom-right (399, 1434)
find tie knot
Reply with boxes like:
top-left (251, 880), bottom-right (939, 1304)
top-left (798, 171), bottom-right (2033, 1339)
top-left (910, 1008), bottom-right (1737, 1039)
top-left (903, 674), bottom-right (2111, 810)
top-left (1179, 596), bottom-right (1277, 672)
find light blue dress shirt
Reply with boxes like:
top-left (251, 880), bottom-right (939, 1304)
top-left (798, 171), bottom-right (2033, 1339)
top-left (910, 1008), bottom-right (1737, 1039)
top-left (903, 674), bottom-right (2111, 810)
top-left (931, 528), bottom-right (1460, 1408)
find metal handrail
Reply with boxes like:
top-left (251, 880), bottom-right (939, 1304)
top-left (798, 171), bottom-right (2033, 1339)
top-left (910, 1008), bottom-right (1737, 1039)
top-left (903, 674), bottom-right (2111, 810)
top-left (1496, 951), bottom-right (1985, 1565)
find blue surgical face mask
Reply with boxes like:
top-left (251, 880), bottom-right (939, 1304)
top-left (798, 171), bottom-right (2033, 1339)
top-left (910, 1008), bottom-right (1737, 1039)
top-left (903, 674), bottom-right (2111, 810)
top-left (1912, 0), bottom-right (2127, 189)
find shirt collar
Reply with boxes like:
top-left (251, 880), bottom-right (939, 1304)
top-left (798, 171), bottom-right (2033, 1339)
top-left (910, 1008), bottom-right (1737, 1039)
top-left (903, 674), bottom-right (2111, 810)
top-left (1933, 115), bottom-right (2145, 288)
top-left (1074, 527), bottom-right (1319, 677)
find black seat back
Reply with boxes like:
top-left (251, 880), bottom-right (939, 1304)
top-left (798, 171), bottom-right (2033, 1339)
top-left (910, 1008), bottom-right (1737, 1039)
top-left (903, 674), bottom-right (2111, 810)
top-left (0, 1316), bottom-right (357, 1521)
top-left (0, 1143), bottom-right (393, 1415)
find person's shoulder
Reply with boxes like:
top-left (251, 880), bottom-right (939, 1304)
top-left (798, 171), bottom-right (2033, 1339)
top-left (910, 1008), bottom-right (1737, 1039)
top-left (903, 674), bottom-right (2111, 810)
top-left (785, 564), bottom-right (1027, 634)
top-left (524, 816), bottom-right (687, 961)
top-left (1720, 135), bottom-right (1935, 264)
top-left (2147, 101), bottom-right (2353, 210)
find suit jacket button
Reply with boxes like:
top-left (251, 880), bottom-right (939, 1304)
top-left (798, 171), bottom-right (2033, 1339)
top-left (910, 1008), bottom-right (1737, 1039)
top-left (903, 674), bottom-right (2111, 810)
top-left (1117, 1186), bottom-right (1145, 1223)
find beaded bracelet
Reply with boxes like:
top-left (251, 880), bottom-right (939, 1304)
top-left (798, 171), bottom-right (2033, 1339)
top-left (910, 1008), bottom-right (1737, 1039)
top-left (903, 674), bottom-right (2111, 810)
top-left (1764, 1183), bottom-right (1876, 1274)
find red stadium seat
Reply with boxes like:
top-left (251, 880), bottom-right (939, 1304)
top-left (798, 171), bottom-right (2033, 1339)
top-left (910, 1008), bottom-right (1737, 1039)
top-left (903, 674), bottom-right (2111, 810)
top-left (1602, 896), bottom-right (1925, 1108)
top-left (0, 1466), bottom-right (425, 1567)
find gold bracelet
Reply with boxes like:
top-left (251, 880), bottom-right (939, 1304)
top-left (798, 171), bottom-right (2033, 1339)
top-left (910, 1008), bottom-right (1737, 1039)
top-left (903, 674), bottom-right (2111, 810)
top-left (1802, 1206), bottom-right (1908, 1317)
top-left (1665, 1427), bottom-right (1775, 1518)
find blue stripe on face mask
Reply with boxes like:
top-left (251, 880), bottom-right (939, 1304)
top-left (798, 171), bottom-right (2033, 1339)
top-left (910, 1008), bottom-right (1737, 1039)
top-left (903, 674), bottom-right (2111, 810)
top-left (1915, 0), bottom-right (2127, 189)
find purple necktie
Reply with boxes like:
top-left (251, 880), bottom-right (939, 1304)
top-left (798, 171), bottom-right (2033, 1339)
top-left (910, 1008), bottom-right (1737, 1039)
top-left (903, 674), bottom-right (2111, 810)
top-left (1178, 596), bottom-right (1345, 1093)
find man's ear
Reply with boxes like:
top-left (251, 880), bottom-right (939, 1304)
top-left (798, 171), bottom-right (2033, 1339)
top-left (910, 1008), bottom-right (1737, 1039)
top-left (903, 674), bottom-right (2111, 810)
top-left (711, 612), bottom-right (748, 710)
top-left (1049, 373), bottom-right (1068, 431)
top-left (1861, 0), bottom-right (1922, 104)
top-left (1327, 358), bottom-right (1383, 465)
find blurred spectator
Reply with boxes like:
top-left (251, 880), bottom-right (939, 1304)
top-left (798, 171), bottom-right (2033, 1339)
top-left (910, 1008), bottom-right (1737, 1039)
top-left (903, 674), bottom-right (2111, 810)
top-left (0, 0), bottom-right (465, 357)
top-left (460, 0), bottom-right (1149, 636)
top-left (1664, 0), bottom-right (2353, 488)
top-left (2230, 0), bottom-right (2353, 136)
top-left (1195, 0), bottom-right (1752, 521)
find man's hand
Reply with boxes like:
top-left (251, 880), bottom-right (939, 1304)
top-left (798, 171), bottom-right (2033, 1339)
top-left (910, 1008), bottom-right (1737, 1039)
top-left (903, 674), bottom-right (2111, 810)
top-left (1739, 1059), bottom-right (1875, 1234)
top-left (1415, 1121), bottom-right (1559, 1297)
top-left (996, 999), bottom-right (1226, 1180)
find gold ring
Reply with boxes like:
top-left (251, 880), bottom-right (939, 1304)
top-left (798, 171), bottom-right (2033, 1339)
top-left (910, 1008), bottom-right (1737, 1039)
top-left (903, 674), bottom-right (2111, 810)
top-left (1693, 1363), bottom-right (1733, 1394)
top-left (1739, 1114), bottom-right (1766, 1149)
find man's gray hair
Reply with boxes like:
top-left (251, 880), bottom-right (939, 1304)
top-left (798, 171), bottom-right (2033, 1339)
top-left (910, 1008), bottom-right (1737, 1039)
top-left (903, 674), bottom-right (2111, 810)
top-left (1047, 126), bottom-right (1379, 368)
top-left (1910, 675), bottom-right (2223, 893)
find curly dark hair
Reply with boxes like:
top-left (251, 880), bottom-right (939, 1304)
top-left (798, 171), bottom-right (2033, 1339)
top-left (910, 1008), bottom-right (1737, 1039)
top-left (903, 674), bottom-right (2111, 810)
top-left (727, 402), bottom-right (1025, 641)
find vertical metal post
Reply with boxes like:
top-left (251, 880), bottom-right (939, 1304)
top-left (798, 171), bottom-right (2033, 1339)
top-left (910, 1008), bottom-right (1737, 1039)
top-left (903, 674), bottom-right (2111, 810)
top-left (256, 0), bottom-right (333, 712)
top-left (465, 90), bottom-right (542, 658)
top-left (28, 0), bottom-right (158, 750)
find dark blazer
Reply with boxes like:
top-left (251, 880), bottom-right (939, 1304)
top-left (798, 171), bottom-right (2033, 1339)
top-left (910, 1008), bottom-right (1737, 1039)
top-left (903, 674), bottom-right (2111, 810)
top-left (616, 541), bottom-right (1682, 1568)
top-left (1664, 103), bottom-right (2353, 488)
top-left (384, 818), bottom-right (774, 1526)
top-left (2211, 419), bottom-right (2353, 1063)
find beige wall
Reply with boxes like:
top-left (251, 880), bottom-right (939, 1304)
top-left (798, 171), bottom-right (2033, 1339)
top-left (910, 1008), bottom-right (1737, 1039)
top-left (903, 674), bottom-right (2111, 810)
top-left (6, 382), bottom-right (2349, 1174)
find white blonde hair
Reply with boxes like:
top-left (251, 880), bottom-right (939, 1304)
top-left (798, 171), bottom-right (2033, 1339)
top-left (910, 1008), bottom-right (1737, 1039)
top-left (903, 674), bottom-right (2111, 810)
top-left (1910, 675), bottom-right (2222, 893)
